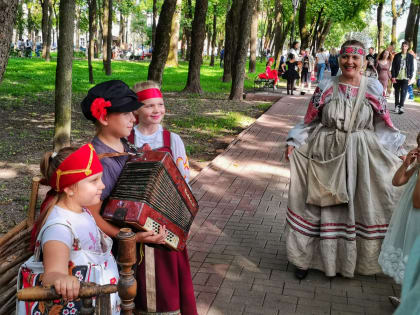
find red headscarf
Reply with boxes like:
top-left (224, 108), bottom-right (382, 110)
top-left (30, 144), bottom-right (103, 251)
top-left (49, 143), bottom-right (103, 192)
top-left (136, 88), bottom-right (163, 102)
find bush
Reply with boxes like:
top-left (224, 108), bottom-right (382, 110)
top-left (73, 51), bottom-right (86, 58)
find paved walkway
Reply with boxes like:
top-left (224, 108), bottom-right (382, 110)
top-left (188, 90), bottom-right (420, 315)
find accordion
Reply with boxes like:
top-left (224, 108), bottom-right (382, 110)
top-left (102, 150), bottom-right (199, 251)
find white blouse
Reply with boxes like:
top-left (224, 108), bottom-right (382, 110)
top-left (133, 124), bottom-right (190, 183)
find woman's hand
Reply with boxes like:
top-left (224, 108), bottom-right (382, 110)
top-left (403, 148), bottom-right (419, 168)
top-left (52, 275), bottom-right (80, 301)
top-left (136, 225), bottom-right (167, 245)
top-left (285, 145), bottom-right (295, 161)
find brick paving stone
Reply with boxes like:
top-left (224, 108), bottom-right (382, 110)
top-left (186, 92), bottom-right (414, 314)
top-left (331, 302), bottom-right (364, 313)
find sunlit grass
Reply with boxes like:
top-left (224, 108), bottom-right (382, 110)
top-left (0, 57), bottom-right (268, 97)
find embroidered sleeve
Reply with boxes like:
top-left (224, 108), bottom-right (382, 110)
top-left (303, 83), bottom-right (333, 124)
top-left (170, 133), bottom-right (190, 183)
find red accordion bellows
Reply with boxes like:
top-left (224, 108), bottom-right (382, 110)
top-left (102, 150), bottom-right (198, 251)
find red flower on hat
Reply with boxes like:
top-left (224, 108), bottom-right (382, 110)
top-left (357, 48), bottom-right (364, 55)
top-left (91, 97), bottom-right (111, 121)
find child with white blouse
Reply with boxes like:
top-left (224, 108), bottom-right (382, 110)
top-left (130, 81), bottom-right (190, 182)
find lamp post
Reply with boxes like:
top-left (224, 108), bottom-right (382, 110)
top-left (290, 0), bottom-right (300, 48)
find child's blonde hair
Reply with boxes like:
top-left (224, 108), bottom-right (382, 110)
top-left (133, 80), bottom-right (160, 93)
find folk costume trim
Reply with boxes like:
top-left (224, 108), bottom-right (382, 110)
top-left (145, 245), bottom-right (157, 312)
top-left (286, 208), bottom-right (388, 240)
top-left (49, 143), bottom-right (103, 192)
top-left (136, 88), bottom-right (163, 102)
top-left (339, 46), bottom-right (366, 56)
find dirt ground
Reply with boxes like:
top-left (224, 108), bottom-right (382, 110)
top-left (0, 92), bottom-right (273, 234)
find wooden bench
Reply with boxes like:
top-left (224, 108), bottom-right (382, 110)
top-left (254, 76), bottom-right (275, 92)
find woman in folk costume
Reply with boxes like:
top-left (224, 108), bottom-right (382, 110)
top-left (128, 80), bottom-right (197, 315)
top-left (284, 39), bottom-right (406, 280)
top-left (258, 57), bottom-right (279, 88)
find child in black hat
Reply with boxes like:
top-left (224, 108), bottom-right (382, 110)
top-left (81, 80), bottom-right (168, 246)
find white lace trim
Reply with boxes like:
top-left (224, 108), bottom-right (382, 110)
top-left (378, 245), bottom-right (409, 284)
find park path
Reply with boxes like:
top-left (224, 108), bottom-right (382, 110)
top-left (187, 88), bottom-right (420, 315)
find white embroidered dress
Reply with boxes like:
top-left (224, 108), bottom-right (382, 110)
top-left (133, 124), bottom-right (190, 182)
top-left (285, 77), bottom-right (406, 277)
top-left (17, 206), bottom-right (120, 314)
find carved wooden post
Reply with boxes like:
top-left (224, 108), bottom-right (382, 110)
top-left (80, 296), bottom-right (94, 314)
top-left (117, 228), bottom-right (137, 315)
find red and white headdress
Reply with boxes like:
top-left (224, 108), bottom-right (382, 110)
top-left (339, 46), bottom-right (366, 57)
top-left (49, 143), bottom-right (103, 192)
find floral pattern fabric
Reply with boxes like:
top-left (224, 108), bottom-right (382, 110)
top-left (17, 207), bottom-right (121, 314)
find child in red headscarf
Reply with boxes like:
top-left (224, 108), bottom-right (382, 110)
top-left (18, 144), bottom-right (121, 314)
top-left (258, 57), bottom-right (279, 88)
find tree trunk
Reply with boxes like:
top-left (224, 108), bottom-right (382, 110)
top-left (41, 0), bottom-right (49, 58)
top-left (45, 1), bottom-right (52, 61)
top-left (147, 0), bottom-right (177, 84)
top-left (119, 12), bottom-right (125, 47)
top-left (377, 0), bottom-right (384, 52)
top-left (27, 4), bottom-right (34, 42)
top-left (102, 0), bottom-right (112, 75)
top-left (206, 27), bottom-right (211, 58)
top-left (405, 1), bottom-right (418, 49)
top-left (152, 0), bottom-right (158, 49)
top-left (310, 7), bottom-right (323, 55)
top-left (248, 0), bottom-right (258, 73)
top-left (318, 19), bottom-right (332, 49)
top-left (299, 0), bottom-right (310, 49)
top-left (230, 0), bottom-right (255, 100)
top-left (166, 0), bottom-right (182, 67)
top-left (54, 0), bottom-right (75, 151)
top-left (180, 31), bottom-right (186, 59)
top-left (263, 17), bottom-right (272, 50)
top-left (88, 0), bottom-right (97, 83)
top-left (223, 7), bottom-right (233, 82)
top-left (391, 0), bottom-right (406, 45)
top-left (183, 0), bottom-right (209, 93)
top-left (272, 0), bottom-right (283, 66)
top-left (184, 0), bottom-right (193, 60)
top-left (391, 0), bottom-right (397, 45)
top-left (0, 0), bottom-right (18, 83)
top-left (75, 5), bottom-right (80, 50)
top-left (53, 1), bottom-right (59, 41)
top-left (210, 4), bottom-right (217, 67)
top-left (97, 0), bottom-right (102, 56)
top-left (413, 6), bottom-right (420, 53)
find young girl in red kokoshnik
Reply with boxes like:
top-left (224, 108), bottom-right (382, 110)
top-left (18, 144), bottom-right (121, 314)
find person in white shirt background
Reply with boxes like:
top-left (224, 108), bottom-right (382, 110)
top-left (316, 47), bottom-right (329, 82)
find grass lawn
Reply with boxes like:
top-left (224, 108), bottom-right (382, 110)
top-left (1, 56), bottom-right (269, 97)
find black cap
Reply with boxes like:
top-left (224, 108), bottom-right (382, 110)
top-left (81, 80), bottom-right (142, 122)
